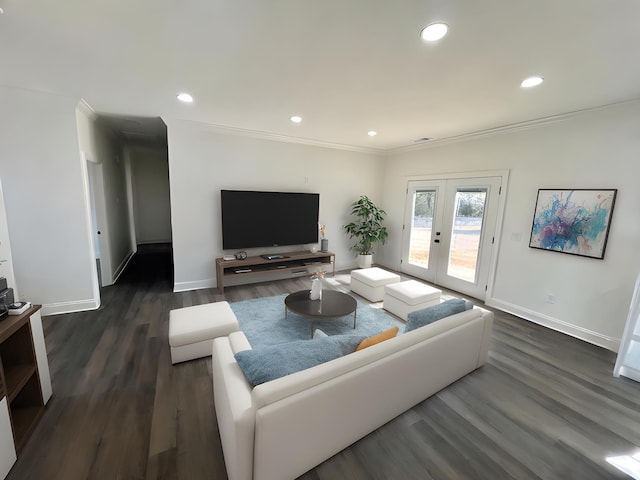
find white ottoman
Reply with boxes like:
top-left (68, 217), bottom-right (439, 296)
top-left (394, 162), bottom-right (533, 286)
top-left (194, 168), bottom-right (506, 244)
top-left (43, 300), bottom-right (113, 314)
top-left (383, 280), bottom-right (442, 320)
top-left (169, 301), bottom-right (239, 364)
top-left (350, 267), bottom-right (401, 302)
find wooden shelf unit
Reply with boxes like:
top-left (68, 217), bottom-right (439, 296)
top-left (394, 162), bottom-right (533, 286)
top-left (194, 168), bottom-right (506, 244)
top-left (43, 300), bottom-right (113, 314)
top-left (0, 306), bottom-right (45, 453)
top-left (216, 251), bottom-right (335, 293)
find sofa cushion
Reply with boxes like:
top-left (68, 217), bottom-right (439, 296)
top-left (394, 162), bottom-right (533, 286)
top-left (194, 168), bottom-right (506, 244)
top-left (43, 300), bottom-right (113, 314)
top-left (235, 335), bottom-right (366, 386)
top-left (405, 298), bottom-right (472, 332)
top-left (356, 326), bottom-right (399, 351)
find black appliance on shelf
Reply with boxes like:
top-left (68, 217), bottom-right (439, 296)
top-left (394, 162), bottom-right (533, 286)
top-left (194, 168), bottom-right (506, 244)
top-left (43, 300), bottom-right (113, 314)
top-left (0, 277), bottom-right (13, 320)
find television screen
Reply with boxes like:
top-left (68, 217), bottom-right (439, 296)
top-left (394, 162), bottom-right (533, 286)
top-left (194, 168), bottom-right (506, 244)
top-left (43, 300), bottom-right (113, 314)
top-left (221, 190), bottom-right (320, 250)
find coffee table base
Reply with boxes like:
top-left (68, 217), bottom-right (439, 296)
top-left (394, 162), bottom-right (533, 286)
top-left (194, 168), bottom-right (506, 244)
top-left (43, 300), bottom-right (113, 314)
top-left (285, 307), bottom-right (357, 337)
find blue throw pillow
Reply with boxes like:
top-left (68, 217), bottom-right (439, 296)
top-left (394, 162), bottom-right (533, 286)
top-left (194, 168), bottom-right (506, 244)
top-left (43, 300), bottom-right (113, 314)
top-left (235, 334), bottom-right (366, 386)
top-left (405, 298), bottom-right (470, 333)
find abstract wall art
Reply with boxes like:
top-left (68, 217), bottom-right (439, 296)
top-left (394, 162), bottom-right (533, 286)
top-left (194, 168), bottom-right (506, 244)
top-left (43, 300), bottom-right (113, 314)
top-left (529, 189), bottom-right (617, 259)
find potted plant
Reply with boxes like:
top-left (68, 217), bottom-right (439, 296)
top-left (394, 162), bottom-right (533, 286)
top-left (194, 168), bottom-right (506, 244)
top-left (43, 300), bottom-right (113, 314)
top-left (343, 195), bottom-right (389, 268)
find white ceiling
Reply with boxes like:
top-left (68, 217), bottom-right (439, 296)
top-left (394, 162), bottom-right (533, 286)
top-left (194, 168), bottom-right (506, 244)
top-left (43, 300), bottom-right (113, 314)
top-left (1, 0), bottom-right (639, 151)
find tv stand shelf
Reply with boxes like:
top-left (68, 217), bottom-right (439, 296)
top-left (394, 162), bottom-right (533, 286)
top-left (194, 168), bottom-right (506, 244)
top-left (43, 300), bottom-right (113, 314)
top-left (216, 251), bottom-right (335, 293)
top-left (0, 305), bottom-right (47, 457)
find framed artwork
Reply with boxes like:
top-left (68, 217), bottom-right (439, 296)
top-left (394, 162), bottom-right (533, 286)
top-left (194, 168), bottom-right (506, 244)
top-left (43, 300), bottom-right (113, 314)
top-left (529, 189), bottom-right (617, 259)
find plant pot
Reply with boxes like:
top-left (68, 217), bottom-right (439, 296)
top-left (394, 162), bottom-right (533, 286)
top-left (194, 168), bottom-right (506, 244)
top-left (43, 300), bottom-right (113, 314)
top-left (357, 254), bottom-right (373, 269)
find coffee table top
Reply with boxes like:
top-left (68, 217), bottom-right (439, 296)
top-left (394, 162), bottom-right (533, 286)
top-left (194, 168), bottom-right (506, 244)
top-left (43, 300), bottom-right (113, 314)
top-left (284, 290), bottom-right (357, 318)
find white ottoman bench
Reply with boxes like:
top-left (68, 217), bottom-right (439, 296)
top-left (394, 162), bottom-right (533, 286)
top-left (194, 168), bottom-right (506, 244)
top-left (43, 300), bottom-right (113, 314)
top-left (350, 267), bottom-right (401, 302)
top-left (383, 280), bottom-right (442, 320)
top-left (169, 301), bottom-right (239, 364)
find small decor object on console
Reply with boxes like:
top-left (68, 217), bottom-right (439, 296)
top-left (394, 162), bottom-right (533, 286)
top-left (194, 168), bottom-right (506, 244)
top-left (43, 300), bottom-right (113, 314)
top-left (319, 223), bottom-right (329, 252)
top-left (8, 301), bottom-right (30, 315)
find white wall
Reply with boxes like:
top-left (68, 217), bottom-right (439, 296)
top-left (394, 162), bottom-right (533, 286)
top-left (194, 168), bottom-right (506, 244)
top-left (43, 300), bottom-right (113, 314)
top-left (76, 107), bottom-right (135, 286)
top-left (0, 87), bottom-right (97, 314)
top-left (381, 101), bottom-right (640, 351)
top-left (165, 119), bottom-right (385, 292)
top-left (127, 145), bottom-right (172, 245)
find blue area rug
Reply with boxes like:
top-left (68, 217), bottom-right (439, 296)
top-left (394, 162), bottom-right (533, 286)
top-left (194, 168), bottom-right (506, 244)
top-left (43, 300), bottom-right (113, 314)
top-left (229, 293), bottom-right (404, 348)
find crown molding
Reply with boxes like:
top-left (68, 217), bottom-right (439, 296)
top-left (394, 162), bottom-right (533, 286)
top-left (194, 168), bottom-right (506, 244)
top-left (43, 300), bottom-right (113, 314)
top-left (386, 98), bottom-right (640, 155)
top-left (165, 97), bottom-right (640, 157)
top-left (164, 117), bottom-right (387, 156)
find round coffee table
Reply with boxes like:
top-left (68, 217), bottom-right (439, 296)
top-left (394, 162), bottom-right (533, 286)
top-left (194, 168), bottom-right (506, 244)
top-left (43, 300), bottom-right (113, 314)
top-left (284, 290), bottom-right (357, 337)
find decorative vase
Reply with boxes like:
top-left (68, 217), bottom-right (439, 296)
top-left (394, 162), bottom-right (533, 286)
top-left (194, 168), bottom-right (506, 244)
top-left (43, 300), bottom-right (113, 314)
top-left (310, 276), bottom-right (322, 300)
top-left (320, 238), bottom-right (329, 252)
top-left (357, 254), bottom-right (373, 269)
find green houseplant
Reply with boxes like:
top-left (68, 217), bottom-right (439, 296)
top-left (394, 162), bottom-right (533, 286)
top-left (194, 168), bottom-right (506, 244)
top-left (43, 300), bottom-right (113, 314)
top-left (343, 195), bottom-right (389, 268)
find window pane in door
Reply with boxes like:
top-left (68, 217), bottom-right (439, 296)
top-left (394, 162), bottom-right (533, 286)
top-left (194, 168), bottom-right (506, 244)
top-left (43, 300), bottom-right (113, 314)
top-left (408, 190), bottom-right (436, 267)
top-left (447, 189), bottom-right (487, 282)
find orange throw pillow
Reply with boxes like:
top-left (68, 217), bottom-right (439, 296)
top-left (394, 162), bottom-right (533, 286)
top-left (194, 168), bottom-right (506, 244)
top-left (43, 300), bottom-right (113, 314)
top-left (356, 326), bottom-right (399, 351)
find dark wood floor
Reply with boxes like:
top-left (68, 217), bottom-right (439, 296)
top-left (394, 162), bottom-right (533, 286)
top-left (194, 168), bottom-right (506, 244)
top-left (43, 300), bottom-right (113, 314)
top-left (6, 245), bottom-right (640, 479)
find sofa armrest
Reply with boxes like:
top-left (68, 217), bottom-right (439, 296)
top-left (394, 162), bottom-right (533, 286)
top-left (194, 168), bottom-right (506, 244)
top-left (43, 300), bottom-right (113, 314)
top-left (476, 309), bottom-right (494, 367)
top-left (228, 330), bottom-right (252, 354)
top-left (212, 335), bottom-right (255, 480)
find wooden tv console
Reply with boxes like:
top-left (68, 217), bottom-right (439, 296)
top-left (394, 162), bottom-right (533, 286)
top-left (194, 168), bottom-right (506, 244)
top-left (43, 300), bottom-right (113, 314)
top-left (215, 251), bottom-right (335, 293)
top-left (0, 305), bottom-right (52, 478)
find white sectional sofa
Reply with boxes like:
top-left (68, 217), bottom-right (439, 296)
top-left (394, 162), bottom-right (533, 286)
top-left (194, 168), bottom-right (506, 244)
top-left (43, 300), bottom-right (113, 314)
top-left (211, 306), bottom-right (494, 480)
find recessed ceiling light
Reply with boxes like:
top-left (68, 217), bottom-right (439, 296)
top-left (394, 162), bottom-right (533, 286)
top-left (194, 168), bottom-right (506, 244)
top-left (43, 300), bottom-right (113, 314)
top-left (176, 92), bottom-right (193, 103)
top-left (521, 76), bottom-right (544, 88)
top-left (420, 23), bottom-right (448, 42)
top-left (368, 131), bottom-right (377, 137)
top-left (290, 115), bottom-right (302, 123)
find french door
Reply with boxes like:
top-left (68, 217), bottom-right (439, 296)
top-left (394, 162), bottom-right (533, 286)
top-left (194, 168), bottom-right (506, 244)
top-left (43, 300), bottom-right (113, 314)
top-left (400, 176), bottom-right (502, 300)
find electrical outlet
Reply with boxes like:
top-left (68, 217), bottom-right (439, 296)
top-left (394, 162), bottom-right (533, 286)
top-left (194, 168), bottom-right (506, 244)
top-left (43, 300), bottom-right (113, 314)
top-left (546, 293), bottom-right (556, 304)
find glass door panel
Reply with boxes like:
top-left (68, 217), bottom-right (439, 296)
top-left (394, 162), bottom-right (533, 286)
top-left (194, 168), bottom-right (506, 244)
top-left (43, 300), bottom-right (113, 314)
top-left (408, 190), bottom-right (436, 268)
top-left (446, 189), bottom-right (487, 283)
top-left (437, 177), bottom-right (501, 299)
top-left (401, 180), bottom-right (445, 282)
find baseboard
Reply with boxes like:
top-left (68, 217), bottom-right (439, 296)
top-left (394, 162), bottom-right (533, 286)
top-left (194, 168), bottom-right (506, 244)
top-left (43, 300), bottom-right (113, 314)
top-left (486, 297), bottom-right (620, 352)
top-left (174, 278), bottom-right (216, 293)
top-left (41, 298), bottom-right (101, 316)
top-left (112, 251), bottom-right (135, 283)
top-left (137, 239), bottom-right (172, 245)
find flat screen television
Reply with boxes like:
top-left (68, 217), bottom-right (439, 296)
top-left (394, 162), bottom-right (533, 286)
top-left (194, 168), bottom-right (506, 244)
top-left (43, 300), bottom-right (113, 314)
top-left (221, 190), bottom-right (320, 250)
